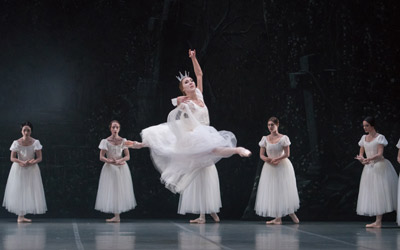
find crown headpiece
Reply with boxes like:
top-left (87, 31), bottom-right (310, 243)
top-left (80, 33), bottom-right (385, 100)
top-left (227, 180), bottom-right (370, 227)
top-left (176, 71), bottom-right (190, 82)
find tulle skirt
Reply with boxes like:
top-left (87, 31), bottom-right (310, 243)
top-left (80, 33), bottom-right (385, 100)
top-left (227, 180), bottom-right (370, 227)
top-left (255, 159), bottom-right (300, 218)
top-left (95, 163), bottom-right (136, 214)
top-left (357, 159), bottom-right (397, 216)
top-left (178, 165), bottom-right (221, 214)
top-left (141, 122), bottom-right (236, 194)
top-left (3, 163), bottom-right (47, 215)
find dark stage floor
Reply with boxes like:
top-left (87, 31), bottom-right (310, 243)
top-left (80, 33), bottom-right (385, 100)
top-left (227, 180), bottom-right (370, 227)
top-left (0, 219), bottom-right (399, 249)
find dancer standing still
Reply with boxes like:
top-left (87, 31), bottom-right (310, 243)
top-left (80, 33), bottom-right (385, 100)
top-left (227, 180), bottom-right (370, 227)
top-left (254, 117), bottom-right (300, 225)
top-left (95, 120), bottom-right (137, 222)
top-left (355, 116), bottom-right (398, 228)
top-left (127, 50), bottom-right (251, 222)
top-left (3, 121), bottom-right (47, 223)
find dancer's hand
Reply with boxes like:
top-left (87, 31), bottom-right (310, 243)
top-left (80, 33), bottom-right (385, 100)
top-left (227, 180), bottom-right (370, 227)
top-left (125, 140), bottom-right (144, 149)
top-left (177, 96), bottom-right (190, 105)
top-left (354, 155), bottom-right (364, 163)
top-left (188, 49), bottom-right (196, 58)
top-left (107, 158), bottom-right (116, 164)
top-left (27, 159), bottom-right (36, 166)
top-left (270, 159), bottom-right (281, 165)
top-left (114, 159), bottom-right (126, 165)
top-left (19, 160), bottom-right (29, 167)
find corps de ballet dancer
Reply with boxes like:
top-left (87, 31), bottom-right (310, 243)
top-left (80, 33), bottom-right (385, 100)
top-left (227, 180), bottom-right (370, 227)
top-left (355, 116), bottom-right (398, 228)
top-left (254, 117), bottom-right (300, 225)
top-left (3, 121), bottom-right (47, 223)
top-left (95, 120), bottom-right (137, 222)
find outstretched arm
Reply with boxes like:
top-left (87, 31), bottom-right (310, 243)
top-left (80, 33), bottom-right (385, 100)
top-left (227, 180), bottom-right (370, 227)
top-left (189, 49), bottom-right (203, 93)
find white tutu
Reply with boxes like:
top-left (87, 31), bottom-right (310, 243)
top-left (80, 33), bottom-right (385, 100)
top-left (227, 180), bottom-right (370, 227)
top-left (3, 163), bottom-right (47, 215)
top-left (142, 89), bottom-right (236, 193)
top-left (178, 165), bottom-right (221, 214)
top-left (95, 163), bottom-right (137, 214)
top-left (357, 159), bottom-right (398, 216)
top-left (255, 158), bottom-right (300, 217)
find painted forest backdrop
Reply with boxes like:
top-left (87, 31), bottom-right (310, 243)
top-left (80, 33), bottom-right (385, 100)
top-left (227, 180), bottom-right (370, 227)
top-left (0, 0), bottom-right (399, 221)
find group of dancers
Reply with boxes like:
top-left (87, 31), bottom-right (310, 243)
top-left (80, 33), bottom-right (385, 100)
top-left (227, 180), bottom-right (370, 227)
top-left (2, 50), bottom-right (400, 228)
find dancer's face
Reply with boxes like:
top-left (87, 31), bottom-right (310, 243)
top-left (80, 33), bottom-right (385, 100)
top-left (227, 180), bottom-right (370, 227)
top-left (267, 122), bottom-right (278, 133)
top-left (181, 77), bottom-right (196, 94)
top-left (362, 121), bottom-right (374, 134)
top-left (21, 126), bottom-right (32, 138)
top-left (110, 122), bottom-right (120, 136)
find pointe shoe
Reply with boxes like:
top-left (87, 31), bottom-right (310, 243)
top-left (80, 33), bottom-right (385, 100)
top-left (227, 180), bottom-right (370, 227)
top-left (106, 217), bottom-right (120, 223)
top-left (238, 147), bottom-right (252, 157)
top-left (366, 222), bottom-right (381, 228)
top-left (190, 218), bottom-right (205, 224)
top-left (289, 214), bottom-right (300, 224)
top-left (210, 214), bottom-right (220, 223)
top-left (17, 217), bottom-right (32, 223)
top-left (266, 219), bottom-right (282, 225)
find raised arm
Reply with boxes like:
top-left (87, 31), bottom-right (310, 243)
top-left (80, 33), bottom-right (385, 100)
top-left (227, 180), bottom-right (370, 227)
top-left (189, 49), bottom-right (203, 93)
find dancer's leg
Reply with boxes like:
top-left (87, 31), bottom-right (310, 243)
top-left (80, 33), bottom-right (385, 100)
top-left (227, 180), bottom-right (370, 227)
top-left (289, 213), bottom-right (300, 223)
top-left (266, 217), bottom-right (282, 225)
top-left (190, 214), bottom-right (206, 224)
top-left (106, 213), bottom-right (121, 223)
top-left (210, 213), bottom-right (220, 222)
top-left (17, 215), bottom-right (31, 223)
top-left (366, 215), bottom-right (382, 228)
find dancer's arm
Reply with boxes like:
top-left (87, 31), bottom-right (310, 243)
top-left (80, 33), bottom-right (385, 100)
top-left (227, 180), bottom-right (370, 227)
top-left (10, 151), bottom-right (28, 167)
top-left (355, 147), bottom-right (366, 164)
top-left (259, 147), bottom-right (271, 163)
top-left (364, 144), bottom-right (384, 164)
top-left (125, 140), bottom-right (145, 149)
top-left (189, 49), bottom-right (203, 93)
top-left (115, 148), bottom-right (130, 165)
top-left (100, 149), bottom-right (115, 164)
top-left (27, 150), bottom-right (42, 165)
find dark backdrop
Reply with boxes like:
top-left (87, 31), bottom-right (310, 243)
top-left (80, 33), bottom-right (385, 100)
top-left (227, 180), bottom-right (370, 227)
top-left (0, 0), bottom-right (399, 221)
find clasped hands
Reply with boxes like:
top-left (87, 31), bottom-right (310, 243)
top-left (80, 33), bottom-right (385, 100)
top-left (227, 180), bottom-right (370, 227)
top-left (19, 159), bottom-right (36, 167)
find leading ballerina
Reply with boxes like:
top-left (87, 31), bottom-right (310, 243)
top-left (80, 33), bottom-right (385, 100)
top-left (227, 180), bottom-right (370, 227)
top-left (126, 50), bottom-right (251, 221)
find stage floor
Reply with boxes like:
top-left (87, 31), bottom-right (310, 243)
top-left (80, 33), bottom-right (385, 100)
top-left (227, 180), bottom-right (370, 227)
top-left (0, 219), bottom-right (398, 249)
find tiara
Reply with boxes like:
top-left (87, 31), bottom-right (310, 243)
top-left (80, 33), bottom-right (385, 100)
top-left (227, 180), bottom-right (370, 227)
top-left (176, 71), bottom-right (189, 82)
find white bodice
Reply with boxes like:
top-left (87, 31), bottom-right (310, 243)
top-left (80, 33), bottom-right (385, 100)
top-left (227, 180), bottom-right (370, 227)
top-left (259, 135), bottom-right (291, 158)
top-left (358, 134), bottom-right (387, 158)
top-left (99, 138), bottom-right (127, 160)
top-left (172, 88), bottom-right (210, 126)
top-left (10, 140), bottom-right (42, 161)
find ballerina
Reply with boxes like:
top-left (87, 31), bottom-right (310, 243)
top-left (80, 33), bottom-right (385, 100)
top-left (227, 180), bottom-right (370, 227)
top-left (254, 117), bottom-right (300, 225)
top-left (127, 50), bottom-right (250, 222)
top-left (355, 116), bottom-right (398, 228)
top-left (95, 120), bottom-right (137, 222)
top-left (3, 121), bottom-right (47, 223)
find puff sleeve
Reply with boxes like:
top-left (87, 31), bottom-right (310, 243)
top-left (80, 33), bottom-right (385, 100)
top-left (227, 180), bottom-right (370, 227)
top-left (9, 141), bottom-right (19, 152)
top-left (33, 140), bottom-right (43, 151)
top-left (99, 139), bottom-right (108, 150)
top-left (358, 135), bottom-right (366, 147)
top-left (376, 134), bottom-right (388, 146)
top-left (281, 135), bottom-right (291, 147)
top-left (259, 136), bottom-right (267, 147)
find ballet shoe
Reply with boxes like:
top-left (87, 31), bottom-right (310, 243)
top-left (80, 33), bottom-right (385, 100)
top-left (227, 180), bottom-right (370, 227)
top-left (210, 214), bottom-right (220, 223)
top-left (366, 222), bottom-right (381, 228)
top-left (190, 218), bottom-right (205, 224)
top-left (17, 217), bottom-right (32, 223)
top-left (106, 217), bottom-right (120, 223)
